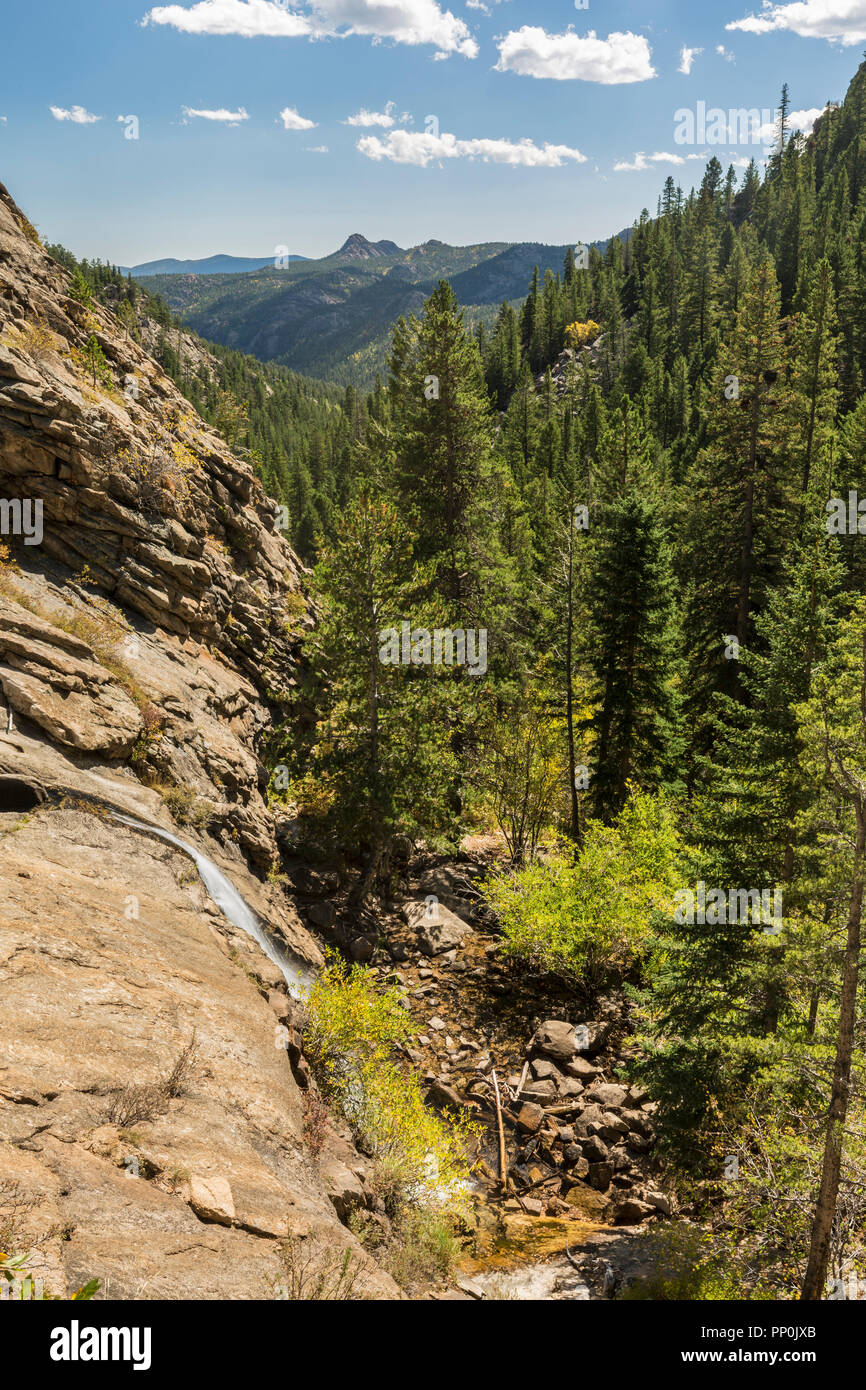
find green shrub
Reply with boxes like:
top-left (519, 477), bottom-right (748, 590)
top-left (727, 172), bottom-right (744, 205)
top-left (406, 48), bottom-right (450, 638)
top-left (304, 958), bottom-right (477, 1211)
top-left (618, 1225), bottom-right (775, 1301)
top-left (482, 791), bottom-right (683, 989)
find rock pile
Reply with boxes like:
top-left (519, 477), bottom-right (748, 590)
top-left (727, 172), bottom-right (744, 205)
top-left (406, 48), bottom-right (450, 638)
top-left (500, 1018), bottom-right (669, 1226)
top-left (296, 849), bottom-right (672, 1232)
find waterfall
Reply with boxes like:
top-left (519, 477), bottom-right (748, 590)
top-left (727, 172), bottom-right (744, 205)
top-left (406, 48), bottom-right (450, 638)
top-left (110, 812), bottom-right (313, 998)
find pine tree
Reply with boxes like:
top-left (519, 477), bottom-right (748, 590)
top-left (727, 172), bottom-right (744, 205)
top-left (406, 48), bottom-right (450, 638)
top-left (387, 282), bottom-right (503, 622)
top-left (303, 494), bottom-right (459, 902)
top-left (586, 494), bottom-right (682, 822)
top-left (790, 258), bottom-right (839, 501)
top-left (682, 253), bottom-right (796, 747)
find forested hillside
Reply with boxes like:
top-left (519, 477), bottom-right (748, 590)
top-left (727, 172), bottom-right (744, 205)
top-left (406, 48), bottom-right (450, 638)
top-left (260, 64), bottom-right (866, 1299)
top-left (141, 232), bottom-right (622, 386)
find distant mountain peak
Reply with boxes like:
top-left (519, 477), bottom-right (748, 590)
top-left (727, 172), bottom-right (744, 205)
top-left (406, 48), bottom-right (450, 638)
top-left (337, 233), bottom-right (402, 259)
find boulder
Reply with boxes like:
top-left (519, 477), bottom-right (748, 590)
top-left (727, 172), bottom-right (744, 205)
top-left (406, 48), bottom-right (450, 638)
top-left (562, 1148), bottom-right (588, 1175)
top-left (565, 1057), bottom-right (600, 1081)
top-left (621, 1109), bottom-right (655, 1139)
top-left (521, 1079), bottom-right (558, 1105)
top-left (574, 1103), bottom-right (606, 1137)
top-left (558, 1076), bottom-right (583, 1099)
top-left (598, 1111), bottom-right (629, 1141)
top-left (515, 1102), bottom-right (544, 1134)
top-left (582, 1134), bottom-right (610, 1164)
top-left (585, 1082), bottom-right (629, 1110)
top-left (643, 1190), bottom-right (672, 1216)
top-left (306, 900), bottom-right (336, 930)
top-left (531, 1058), bottom-right (562, 1083)
top-left (426, 1079), bottom-right (472, 1111)
top-left (562, 1185), bottom-right (609, 1219)
top-left (626, 1131), bottom-right (654, 1155)
top-left (188, 1174), bottom-right (235, 1227)
top-left (611, 1199), bottom-right (655, 1226)
top-left (531, 1020), bottom-right (577, 1062)
top-left (406, 898), bottom-right (469, 955)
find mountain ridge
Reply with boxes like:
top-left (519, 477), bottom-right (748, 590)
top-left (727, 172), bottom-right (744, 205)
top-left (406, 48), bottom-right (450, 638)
top-left (136, 229), bottom-right (628, 386)
top-left (121, 252), bottom-right (309, 277)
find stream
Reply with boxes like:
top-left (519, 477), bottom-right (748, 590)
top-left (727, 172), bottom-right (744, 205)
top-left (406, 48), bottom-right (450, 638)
top-left (110, 812), bottom-right (313, 998)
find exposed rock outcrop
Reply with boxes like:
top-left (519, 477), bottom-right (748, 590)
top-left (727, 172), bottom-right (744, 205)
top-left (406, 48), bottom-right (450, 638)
top-left (0, 183), bottom-right (401, 1300)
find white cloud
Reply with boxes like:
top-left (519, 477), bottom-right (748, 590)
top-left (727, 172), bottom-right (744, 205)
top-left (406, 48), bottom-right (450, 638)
top-left (679, 44), bottom-right (702, 73)
top-left (181, 105), bottom-right (249, 123)
top-left (306, 143), bottom-right (329, 152)
top-left (615, 150), bottom-right (687, 172)
top-left (143, 0), bottom-right (478, 56)
top-left (494, 26), bottom-right (655, 83)
top-left (358, 128), bottom-right (587, 166)
top-left (716, 43), bottom-right (735, 60)
top-left (0, 117), bottom-right (6, 125)
top-left (345, 101), bottom-right (396, 127)
top-left (50, 105), bottom-right (102, 123)
top-left (754, 104), bottom-right (827, 142)
top-left (279, 105), bottom-right (317, 129)
top-left (727, 1), bottom-right (866, 45)
top-left (616, 147), bottom-right (763, 172)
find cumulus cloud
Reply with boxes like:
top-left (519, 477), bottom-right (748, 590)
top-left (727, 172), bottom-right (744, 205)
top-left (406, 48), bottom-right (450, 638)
top-left (679, 45), bottom-right (702, 73)
top-left (181, 105), bottom-right (249, 123)
top-left (754, 105), bottom-right (828, 143)
top-left (357, 128), bottom-right (587, 166)
top-left (143, 0), bottom-right (478, 56)
top-left (345, 101), bottom-right (397, 127)
top-left (279, 105), bottom-right (317, 129)
top-left (50, 105), bottom-right (101, 123)
top-left (306, 144), bottom-right (329, 152)
top-left (494, 27), bottom-right (656, 83)
top-left (727, 0), bottom-right (866, 44)
top-left (614, 150), bottom-right (711, 172)
top-left (615, 151), bottom-right (686, 172)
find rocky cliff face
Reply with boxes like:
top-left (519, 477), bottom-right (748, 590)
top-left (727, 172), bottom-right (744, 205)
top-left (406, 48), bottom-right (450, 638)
top-left (0, 182), bottom-right (400, 1299)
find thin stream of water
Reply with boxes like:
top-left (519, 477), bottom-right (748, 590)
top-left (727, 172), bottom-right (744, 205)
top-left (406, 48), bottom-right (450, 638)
top-left (110, 812), bottom-right (313, 998)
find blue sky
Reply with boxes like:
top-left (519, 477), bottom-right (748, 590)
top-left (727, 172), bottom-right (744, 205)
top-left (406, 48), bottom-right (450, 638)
top-left (1, 0), bottom-right (864, 263)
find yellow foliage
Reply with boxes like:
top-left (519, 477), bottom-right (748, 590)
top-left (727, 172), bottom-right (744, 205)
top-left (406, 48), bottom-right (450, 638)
top-left (305, 958), bottom-right (477, 1211)
top-left (565, 319), bottom-right (601, 349)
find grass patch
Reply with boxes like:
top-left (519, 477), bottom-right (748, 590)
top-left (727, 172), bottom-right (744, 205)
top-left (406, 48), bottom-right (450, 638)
top-left (104, 1033), bottom-right (198, 1128)
top-left (155, 783), bottom-right (216, 830)
top-left (271, 1234), bottom-right (365, 1301)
